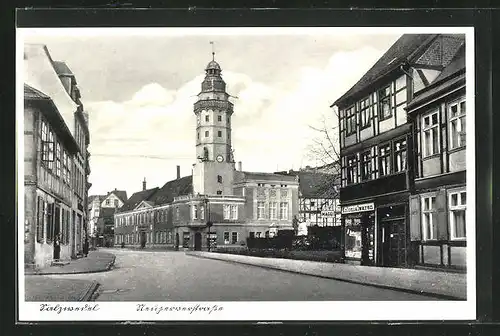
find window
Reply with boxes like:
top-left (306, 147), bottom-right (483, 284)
top-left (36, 197), bottom-right (45, 243)
top-left (379, 144), bottom-right (391, 176)
top-left (249, 232), bottom-right (255, 239)
top-left (359, 97), bottom-right (371, 129)
top-left (106, 199), bottom-right (110, 205)
top-left (223, 232), bottom-right (230, 244)
top-left (345, 106), bottom-right (356, 135)
top-left (216, 190), bottom-right (222, 195)
top-left (394, 139), bottom-right (407, 172)
top-left (257, 201), bottom-right (265, 219)
top-left (269, 201), bottom-right (279, 219)
top-left (361, 151), bottom-right (372, 181)
top-left (192, 205), bottom-right (198, 219)
top-left (231, 232), bottom-right (238, 244)
top-left (205, 131), bottom-right (209, 137)
top-left (346, 155), bottom-right (358, 184)
top-left (55, 142), bottom-right (61, 176)
top-left (230, 205), bottom-right (238, 220)
top-left (421, 196), bottom-right (437, 241)
top-left (449, 190), bottom-right (466, 240)
top-left (176, 207), bottom-right (180, 220)
top-left (218, 131), bottom-right (222, 137)
top-left (255, 232), bottom-right (262, 238)
top-left (218, 115), bottom-right (222, 122)
top-left (197, 132), bottom-right (200, 140)
top-left (422, 111), bottom-right (439, 157)
top-left (114, 199), bottom-right (119, 207)
top-left (217, 175), bottom-right (223, 183)
top-left (200, 205), bottom-right (205, 220)
top-left (205, 115), bottom-right (209, 122)
top-left (449, 99), bottom-right (466, 149)
top-left (280, 202), bottom-right (289, 220)
top-left (223, 205), bottom-right (231, 220)
top-left (378, 85), bottom-right (392, 120)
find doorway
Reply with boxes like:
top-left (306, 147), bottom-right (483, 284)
top-left (140, 231), bottom-right (146, 248)
top-left (381, 218), bottom-right (406, 267)
top-left (194, 232), bottom-right (202, 251)
top-left (175, 233), bottom-right (180, 251)
top-left (53, 205), bottom-right (61, 260)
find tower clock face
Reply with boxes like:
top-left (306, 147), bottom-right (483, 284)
top-left (216, 155), bottom-right (224, 163)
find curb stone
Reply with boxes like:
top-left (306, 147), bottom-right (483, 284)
top-left (186, 252), bottom-right (464, 300)
top-left (78, 280), bottom-right (100, 302)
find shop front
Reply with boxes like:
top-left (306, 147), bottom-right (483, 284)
top-left (342, 202), bottom-right (375, 266)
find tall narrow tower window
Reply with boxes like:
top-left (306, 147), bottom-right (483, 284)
top-left (197, 132), bottom-right (200, 140)
top-left (218, 115), bottom-right (222, 122)
top-left (205, 115), bottom-right (209, 122)
top-left (218, 131), bottom-right (222, 137)
top-left (217, 175), bottom-right (223, 183)
top-left (205, 131), bottom-right (209, 137)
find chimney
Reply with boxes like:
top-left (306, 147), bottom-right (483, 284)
top-left (238, 161), bottom-right (242, 171)
top-left (142, 177), bottom-right (146, 191)
top-left (176, 165), bottom-right (181, 179)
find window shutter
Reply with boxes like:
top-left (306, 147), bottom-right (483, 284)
top-left (409, 195), bottom-right (421, 241)
top-left (435, 188), bottom-right (448, 240)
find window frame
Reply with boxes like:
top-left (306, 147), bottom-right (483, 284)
top-left (279, 202), bottom-right (289, 220)
top-left (448, 97), bottom-right (466, 150)
top-left (269, 202), bottom-right (277, 220)
top-left (223, 204), bottom-right (231, 220)
top-left (359, 96), bottom-right (371, 130)
top-left (378, 143), bottom-right (392, 177)
top-left (394, 137), bottom-right (407, 173)
top-left (448, 189), bottom-right (467, 240)
top-left (223, 231), bottom-right (230, 244)
top-left (421, 195), bottom-right (438, 241)
top-left (378, 85), bottom-right (392, 121)
top-left (231, 232), bottom-right (238, 244)
top-left (360, 150), bottom-right (372, 181)
top-left (230, 205), bottom-right (238, 220)
top-left (346, 154), bottom-right (359, 185)
top-left (345, 105), bottom-right (357, 136)
top-left (421, 110), bottom-right (440, 158)
top-left (192, 204), bottom-right (198, 220)
top-left (257, 201), bottom-right (265, 220)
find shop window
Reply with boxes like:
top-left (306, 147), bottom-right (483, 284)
top-left (359, 96), bottom-right (371, 129)
top-left (361, 151), bottom-right (372, 181)
top-left (449, 190), bottom-right (466, 240)
top-left (422, 111), bottom-right (440, 157)
top-left (421, 196), bottom-right (438, 241)
top-left (449, 98), bottom-right (466, 149)
top-left (379, 144), bottom-right (392, 176)
top-left (345, 106), bottom-right (356, 135)
top-left (344, 217), bottom-right (362, 259)
top-left (269, 202), bottom-right (277, 219)
top-left (231, 232), bottom-right (238, 244)
top-left (346, 154), bottom-right (359, 184)
top-left (223, 231), bottom-right (230, 244)
top-left (378, 85), bottom-right (392, 120)
top-left (257, 201), bottom-right (265, 219)
top-left (280, 202), bottom-right (289, 220)
top-left (394, 139), bottom-right (407, 172)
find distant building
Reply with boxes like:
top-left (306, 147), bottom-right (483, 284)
top-left (114, 54), bottom-right (299, 250)
top-left (23, 44), bottom-right (90, 269)
top-left (332, 34), bottom-right (465, 268)
top-left (88, 189), bottom-right (128, 247)
top-left (276, 163), bottom-right (341, 227)
top-left (406, 44), bottom-right (467, 270)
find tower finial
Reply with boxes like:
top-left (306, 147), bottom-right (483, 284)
top-left (210, 41), bottom-right (215, 61)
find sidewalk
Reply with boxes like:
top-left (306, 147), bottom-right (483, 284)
top-left (25, 278), bottom-right (99, 302)
top-left (26, 250), bottom-right (116, 275)
top-left (187, 251), bottom-right (467, 300)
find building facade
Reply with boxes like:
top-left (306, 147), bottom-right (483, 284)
top-left (23, 44), bottom-right (91, 268)
top-left (406, 44), bottom-right (467, 270)
top-left (114, 54), bottom-right (299, 250)
top-left (88, 189), bottom-right (127, 247)
top-left (332, 34), bottom-right (465, 268)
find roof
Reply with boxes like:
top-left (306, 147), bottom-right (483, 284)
top-left (298, 171), bottom-right (340, 199)
top-left (118, 188), bottom-right (159, 212)
top-left (406, 45), bottom-right (466, 111)
top-left (24, 84), bottom-right (50, 100)
top-left (205, 60), bottom-right (221, 71)
top-left (106, 189), bottom-right (128, 203)
top-left (88, 195), bottom-right (106, 203)
top-left (149, 175), bottom-right (193, 205)
top-left (332, 34), bottom-right (437, 108)
top-left (52, 61), bottom-right (74, 77)
top-left (240, 171), bottom-right (298, 183)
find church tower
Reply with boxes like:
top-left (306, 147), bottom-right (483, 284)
top-left (192, 48), bottom-right (235, 196)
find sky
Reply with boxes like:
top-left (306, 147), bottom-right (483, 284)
top-left (21, 28), bottom-right (401, 198)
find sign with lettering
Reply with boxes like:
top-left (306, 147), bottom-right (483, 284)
top-left (341, 202), bottom-right (375, 214)
top-left (320, 210), bottom-right (339, 218)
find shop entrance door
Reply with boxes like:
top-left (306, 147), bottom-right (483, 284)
top-left (194, 232), bottom-right (202, 251)
top-left (381, 219), bottom-right (406, 267)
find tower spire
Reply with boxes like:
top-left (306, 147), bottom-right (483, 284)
top-left (210, 41), bottom-right (215, 61)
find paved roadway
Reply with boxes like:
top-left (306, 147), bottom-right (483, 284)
top-left (46, 249), bottom-right (436, 301)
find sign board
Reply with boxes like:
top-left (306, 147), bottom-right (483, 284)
top-left (341, 202), bottom-right (375, 214)
top-left (320, 210), bottom-right (339, 218)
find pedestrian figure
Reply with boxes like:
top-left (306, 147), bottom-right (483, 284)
top-left (53, 234), bottom-right (61, 260)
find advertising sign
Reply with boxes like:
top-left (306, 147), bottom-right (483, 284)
top-left (320, 210), bottom-right (339, 218)
top-left (341, 202), bottom-right (375, 214)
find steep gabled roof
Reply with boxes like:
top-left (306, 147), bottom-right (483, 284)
top-left (297, 171), bottom-right (340, 199)
top-left (118, 187), bottom-right (159, 213)
top-left (239, 171), bottom-right (298, 183)
top-left (149, 175), bottom-right (193, 205)
top-left (332, 34), bottom-right (437, 108)
top-left (24, 84), bottom-right (50, 100)
top-left (52, 61), bottom-right (74, 77)
top-left (406, 44), bottom-right (466, 111)
top-left (105, 189), bottom-right (128, 203)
